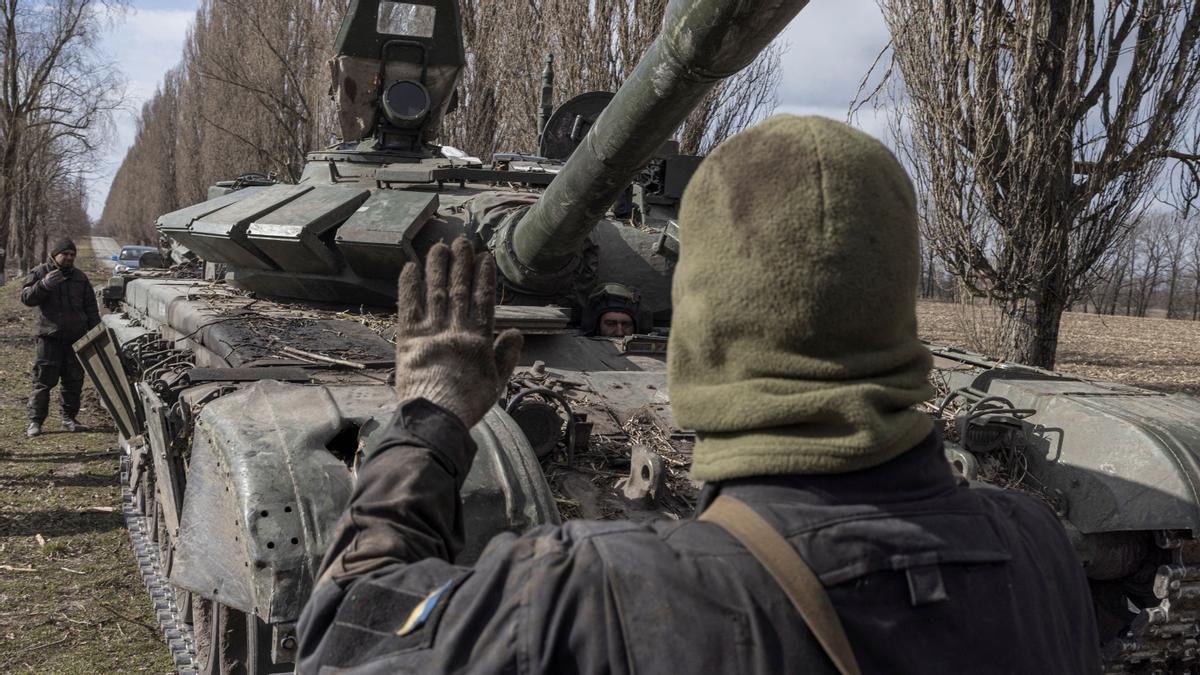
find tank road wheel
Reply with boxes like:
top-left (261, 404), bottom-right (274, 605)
top-left (133, 470), bottom-right (151, 516)
top-left (192, 597), bottom-right (214, 672)
top-left (194, 598), bottom-right (249, 674)
top-left (137, 469), bottom-right (155, 521)
top-left (147, 491), bottom-right (161, 547)
top-left (152, 495), bottom-right (191, 621)
top-left (193, 598), bottom-right (289, 674)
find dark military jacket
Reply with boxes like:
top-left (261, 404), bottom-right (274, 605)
top-left (297, 399), bottom-right (1102, 674)
top-left (21, 262), bottom-right (100, 341)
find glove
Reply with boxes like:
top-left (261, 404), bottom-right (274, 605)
top-left (42, 270), bottom-right (64, 288)
top-left (393, 237), bottom-right (524, 429)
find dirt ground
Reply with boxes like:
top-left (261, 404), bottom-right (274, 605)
top-left (0, 241), bottom-right (173, 673)
top-left (917, 300), bottom-right (1200, 396)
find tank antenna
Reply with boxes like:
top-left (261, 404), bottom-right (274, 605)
top-left (538, 54), bottom-right (555, 144)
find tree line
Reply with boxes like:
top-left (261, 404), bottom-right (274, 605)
top-left (0, 0), bottom-right (124, 279)
top-left (98, 0), bottom-right (781, 245)
top-left (921, 211), bottom-right (1200, 323)
top-left (1083, 211), bottom-right (1200, 320)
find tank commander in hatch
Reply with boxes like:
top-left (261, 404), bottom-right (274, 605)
top-left (296, 116), bottom-right (1101, 674)
top-left (583, 281), bottom-right (640, 337)
top-left (21, 238), bottom-right (100, 437)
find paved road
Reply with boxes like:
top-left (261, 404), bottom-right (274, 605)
top-left (89, 236), bottom-right (120, 269)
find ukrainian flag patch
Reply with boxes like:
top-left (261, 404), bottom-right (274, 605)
top-left (397, 580), bottom-right (454, 636)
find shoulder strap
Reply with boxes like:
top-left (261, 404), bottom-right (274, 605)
top-left (699, 495), bottom-right (862, 675)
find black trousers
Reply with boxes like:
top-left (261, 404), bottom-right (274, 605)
top-left (28, 336), bottom-right (84, 422)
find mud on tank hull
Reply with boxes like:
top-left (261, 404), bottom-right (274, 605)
top-left (930, 345), bottom-right (1200, 672)
top-left (76, 276), bottom-right (559, 672)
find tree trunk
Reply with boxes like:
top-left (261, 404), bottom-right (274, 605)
top-left (1007, 291), bottom-right (1068, 369)
top-left (1193, 276), bottom-right (1200, 321)
top-left (0, 157), bottom-right (15, 283)
top-left (1006, 256), bottom-right (1070, 369)
top-left (1167, 264), bottom-right (1181, 318)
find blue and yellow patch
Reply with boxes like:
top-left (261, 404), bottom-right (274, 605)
top-left (397, 580), bottom-right (454, 636)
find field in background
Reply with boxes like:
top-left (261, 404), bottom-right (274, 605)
top-left (0, 240), bottom-right (173, 672)
top-left (918, 300), bottom-right (1200, 396)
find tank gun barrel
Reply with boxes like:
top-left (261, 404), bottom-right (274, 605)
top-left (495, 0), bottom-right (810, 293)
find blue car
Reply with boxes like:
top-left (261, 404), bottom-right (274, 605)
top-left (112, 245), bottom-right (159, 274)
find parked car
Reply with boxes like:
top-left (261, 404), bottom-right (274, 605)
top-left (111, 245), bottom-right (159, 274)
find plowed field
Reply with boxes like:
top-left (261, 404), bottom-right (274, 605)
top-left (917, 301), bottom-right (1200, 396)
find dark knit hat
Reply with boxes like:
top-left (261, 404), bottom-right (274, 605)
top-left (668, 115), bottom-right (934, 481)
top-left (50, 238), bottom-right (77, 257)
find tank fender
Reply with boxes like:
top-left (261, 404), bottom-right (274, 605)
top-left (172, 380), bottom-right (558, 623)
top-left (172, 382), bottom-right (353, 621)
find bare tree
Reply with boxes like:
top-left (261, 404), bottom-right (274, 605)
top-left (101, 0), bottom-right (346, 240)
top-left (1189, 218), bottom-right (1200, 319)
top-left (866, 1), bottom-right (1200, 367)
top-left (1162, 214), bottom-right (1191, 317)
top-left (0, 0), bottom-right (126, 275)
top-left (1133, 215), bottom-right (1169, 317)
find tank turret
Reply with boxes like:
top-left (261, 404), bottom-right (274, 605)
top-left (493, 0), bottom-right (810, 294)
top-left (150, 0), bottom-right (809, 316)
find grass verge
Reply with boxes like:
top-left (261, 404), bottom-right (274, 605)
top-left (0, 241), bottom-right (173, 673)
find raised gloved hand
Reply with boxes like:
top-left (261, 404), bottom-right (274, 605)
top-left (393, 237), bottom-right (524, 429)
top-left (42, 269), bottom-right (64, 289)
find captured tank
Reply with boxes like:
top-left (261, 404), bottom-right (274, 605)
top-left (77, 0), bottom-right (809, 672)
top-left (79, 0), bottom-right (1200, 673)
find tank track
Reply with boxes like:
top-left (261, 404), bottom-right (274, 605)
top-left (120, 455), bottom-right (199, 675)
top-left (1106, 535), bottom-right (1200, 673)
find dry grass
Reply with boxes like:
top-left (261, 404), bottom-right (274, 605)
top-left (918, 300), bottom-right (1200, 396)
top-left (0, 242), bottom-right (174, 673)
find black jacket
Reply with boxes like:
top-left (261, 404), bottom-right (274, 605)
top-left (297, 399), bottom-right (1102, 674)
top-left (21, 262), bottom-right (100, 341)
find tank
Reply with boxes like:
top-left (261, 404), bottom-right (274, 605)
top-left (77, 1), bottom-right (808, 672)
top-left (77, 0), bottom-right (1200, 672)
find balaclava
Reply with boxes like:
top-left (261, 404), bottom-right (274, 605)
top-left (668, 115), bottom-right (933, 481)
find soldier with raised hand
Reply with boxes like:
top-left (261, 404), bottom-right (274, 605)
top-left (297, 116), bottom-right (1101, 673)
top-left (21, 238), bottom-right (100, 437)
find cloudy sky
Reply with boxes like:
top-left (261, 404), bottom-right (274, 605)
top-left (89, 1), bottom-right (890, 219)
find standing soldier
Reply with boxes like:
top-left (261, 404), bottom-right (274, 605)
top-left (21, 238), bottom-right (100, 437)
top-left (296, 117), bottom-right (1101, 673)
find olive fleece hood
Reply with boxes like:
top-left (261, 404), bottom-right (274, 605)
top-left (668, 115), bottom-right (933, 481)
